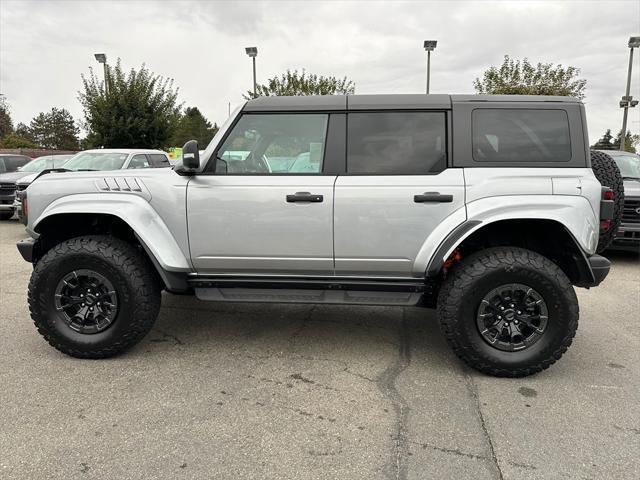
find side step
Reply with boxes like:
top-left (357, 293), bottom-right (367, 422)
top-left (188, 276), bottom-right (427, 306)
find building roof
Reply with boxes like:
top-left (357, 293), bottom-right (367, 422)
top-left (243, 94), bottom-right (580, 112)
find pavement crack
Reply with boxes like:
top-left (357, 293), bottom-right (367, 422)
top-left (408, 440), bottom-right (488, 461)
top-left (376, 309), bottom-right (411, 480)
top-left (464, 373), bottom-right (504, 480)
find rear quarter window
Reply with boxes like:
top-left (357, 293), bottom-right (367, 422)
top-left (472, 109), bottom-right (571, 163)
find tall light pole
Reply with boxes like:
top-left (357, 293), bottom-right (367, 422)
top-left (94, 53), bottom-right (108, 95)
top-left (245, 47), bottom-right (258, 98)
top-left (619, 36), bottom-right (640, 151)
top-left (423, 40), bottom-right (437, 94)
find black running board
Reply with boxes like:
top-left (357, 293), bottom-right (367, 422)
top-left (188, 275), bottom-right (426, 306)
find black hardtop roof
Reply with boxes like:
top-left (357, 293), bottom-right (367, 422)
top-left (243, 94), bottom-right (581, 112)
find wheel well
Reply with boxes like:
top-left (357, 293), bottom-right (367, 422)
top-left (35, 213), bottom-right (137, 255)
top-left (442, 219), bottom-right (591, 286)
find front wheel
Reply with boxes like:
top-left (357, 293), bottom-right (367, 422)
top-left (0, 211), bottom-right (14, 220)
top-left (28, 236), bottom-right (161, 358)
top-left (437, 247), bottom-right (579, 377)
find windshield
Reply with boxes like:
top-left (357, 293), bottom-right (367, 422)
top-left (613, 154), bottom-right (640, 179)
top-left (63, 152), bottom-right (129, 171)
top-left (20, 155), bottom-right (73, 172)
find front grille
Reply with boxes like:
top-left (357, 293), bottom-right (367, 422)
top-left (622, 197), bottom-right (640, 224)
top-left (0, 183), bottom-right (16, 195)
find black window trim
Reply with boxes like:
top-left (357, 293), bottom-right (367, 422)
top-left (343, 109), bottom-right (450, 176)
top-left (470, 107), bottom-right (573, 164)
top-left (201, 110), bottom-right (340, 176)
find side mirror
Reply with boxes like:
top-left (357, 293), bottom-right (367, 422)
top-left (182, 140), bottom-right (199, 169)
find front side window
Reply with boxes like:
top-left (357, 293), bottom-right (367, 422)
top-left (347, 112), bottom-right (446, 175)
top-left (214, 114), bottom-right (328, 174)
top-left (472, 109), bottom-right (571, 163)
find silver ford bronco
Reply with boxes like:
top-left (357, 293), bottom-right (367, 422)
top-left (16, 94), bottom-right (619, 377)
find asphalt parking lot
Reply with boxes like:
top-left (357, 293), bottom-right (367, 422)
top-left (0, 219), bottom-right (638, 480)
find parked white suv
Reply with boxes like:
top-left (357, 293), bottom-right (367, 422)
top-left (16, 95), bottom-right (620, 377)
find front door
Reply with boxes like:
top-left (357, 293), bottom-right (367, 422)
top-left (187, 112), bottom-right (336, 275)
top-left (334, 110), bottom-right (465, 277)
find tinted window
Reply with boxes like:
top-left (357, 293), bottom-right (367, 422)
top-left (472, 109), bottom-right (571, 163)
top-left (347, 112), bottom-right (446, 174)
top-left (148, 153), bottom-right (170, 167)
top-left (127, 154), bottom-right (150, 169)
top-left (215, 114), bottom-right (328, 174)
top-left (4, 156), bottom-right (30, 171)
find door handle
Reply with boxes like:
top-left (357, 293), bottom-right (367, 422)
top-left (414, 192), bottom-right (453, 203)
top-left (286, 192), bottom-right (324, 203)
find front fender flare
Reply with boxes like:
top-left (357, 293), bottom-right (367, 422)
top-left (33, 193), bottom-right (192, 273)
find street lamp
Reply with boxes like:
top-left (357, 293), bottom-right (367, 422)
top-left (245, 47), bottom-right (258, 98)
top-left (423, 40), bottom-right (437, 94)
top-left (94, 53), bottom-right (108, 95)
top-left (619, 36), bottom-right (640, 151)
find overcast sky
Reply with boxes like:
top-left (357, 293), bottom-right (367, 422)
top-left (1, 0), bottom-right (639, 143)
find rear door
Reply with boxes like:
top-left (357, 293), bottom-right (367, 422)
top-left (187, 112), bottom-right (342, 275)
top-left (334, 110), bottom-right (465, 277)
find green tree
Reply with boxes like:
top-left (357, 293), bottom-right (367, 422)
top-left (612, 130), bottom-right (639, 153)
top-left (243, 69), bottom-right (355, 99)
top-left (0, 132), bottom-right (38, 149)
top-left (169, 107), bottom-right (218, 147)
top-left (29, 108), bottom-right (80, 150)
top-left (474, 55), bottom-right (587, 99)
top-left (79, 59), bottom-right (181, 148)
top-left (591, 129), bottom-right (615, 150)
top-left (15, 122), bottom-right (34, 142)
top-left (0, 95), bottom-right (14, 138)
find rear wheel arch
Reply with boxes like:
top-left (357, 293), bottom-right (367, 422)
top-left (427, 218), bottom-right (595, 287)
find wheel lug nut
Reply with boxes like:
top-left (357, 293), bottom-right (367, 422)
top-left (500, 306), bottom-right (505, 310)
top-left (517, 311), bottom-right (521, 314)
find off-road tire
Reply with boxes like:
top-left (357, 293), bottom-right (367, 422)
top-left (28, 235), bottom-right (161, 358)
top-left (0, 211), bottom-right (13, 220)
top-left (591, 150), bottom-right (624, 253)
top-left (437, 247), bottom-right (579, 377)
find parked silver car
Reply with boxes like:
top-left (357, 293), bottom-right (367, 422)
top-left (16, 95), bottom-right (617, 377)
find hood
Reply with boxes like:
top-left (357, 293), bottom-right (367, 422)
top-left (623, 178), bottom-right (640, 198)
top-left (0, 171), bottom-right (33, 184)
top-left (16, 173), bottom-right (39, 186)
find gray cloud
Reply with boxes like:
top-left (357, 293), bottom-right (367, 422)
top-left (1, 0), bottom-right (638, 142)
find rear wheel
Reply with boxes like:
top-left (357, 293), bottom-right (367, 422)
top-left (591, 150), bottom-right (624, 253)
top-left (28, 235), bottom-right (161, 358)
top-left (437, 247), bottom-right (579, 377)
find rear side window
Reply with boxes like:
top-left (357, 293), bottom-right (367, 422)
top-left (148, 153), bottom-right (170, 167)
top-left (472, 109), bottom-right (571, 163)
top-left (127, 154), bottom-right (150, 169)
top-left (347, 112), bottom-right (446, 174)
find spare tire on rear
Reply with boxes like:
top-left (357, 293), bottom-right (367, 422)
top-left (590, 150), bottom-right (624, 253)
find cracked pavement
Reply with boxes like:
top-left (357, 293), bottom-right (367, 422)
top-left (1, 220), bottom-right (639, 479)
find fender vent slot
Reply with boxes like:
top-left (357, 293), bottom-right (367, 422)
top-left (96, 177), bottom-right (144, 193)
